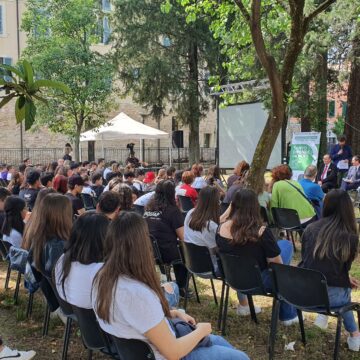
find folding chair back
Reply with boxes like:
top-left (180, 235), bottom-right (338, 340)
top-left (180, 241), bottom-right (215, 276)
top-left (218, 252), bottom-right (265, 294)
top-left (269, 263), bottom-right (330, 311)
top-left (271, 208), bottom-right (302, 230)
top-left (109, 334), bottom-right (156, 360)
top-left (71, 305), bottom-right (107, 350)
top-left (178, 195), bottom-right (194, 212)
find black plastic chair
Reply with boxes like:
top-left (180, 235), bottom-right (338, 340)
top-left (269, 263), bottom-right (360, 360)
top-left (271, 208), bottom-right (303, 252)
top-left (71, 305), bottom-right (117, 359)
top-left (179, 242), bottom-right (222, 311)
top-left (0, 239), bottom-right (12, 290)
top-left (45, 275), bottom-right (78, 360)
top-left (133, 204), bottom-right (145, 216)
top-left (178, 195), bottom-right (194, 213)
top-left (150, 235), bottom-right (173, 282)
top-left (108, 334), bottom-right (156, 360)
top-left (260, 206), bottom-right (271, 225)
top-left (218, 252), bottom-right (272, 335)
top-left (81, 193), bottom-right (96, 211)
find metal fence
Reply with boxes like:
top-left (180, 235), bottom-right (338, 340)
top-left (0, 147), bottom-right (216, 166)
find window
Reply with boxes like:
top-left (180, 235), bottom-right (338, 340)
top-left (328, 100), bottom-right (335, 118)
top-left (1, 57), bottom-right (12, 81)
top-left (204, 133), bottom-right (211, 148)
top-left (102, 16), bottom-right (111, 44)
top-left (162, 36), bottom-right (171, 47)
top-left (102, 0), bottom-right (111, 12)
top-left (0, 4), bottom-right (4, 35)
top-left (0, 57), bottom-right (12, 81)
top-left (102, 17), bottom-right (110, 44)
top-left (342, 101), bottom-right (348, 119)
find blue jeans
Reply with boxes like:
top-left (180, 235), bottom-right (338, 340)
top-left (183, 334), bottom-right (249, 360)
top-left (327, 287), bottom-right (358, 333)
top-left (163, 282), bottom-right (180, 309)
top-left (237, 239), bottom-right (297, 321)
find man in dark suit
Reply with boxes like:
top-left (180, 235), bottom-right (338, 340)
top-left (316, 154), bottom-right (338, 193)
top-left (340, 155), bottom-right (360, 191)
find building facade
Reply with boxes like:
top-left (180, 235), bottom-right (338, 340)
top-left (0, 0), bottom-right (217, 164)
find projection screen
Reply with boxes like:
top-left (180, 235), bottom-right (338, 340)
top-left (219, 102), bottom-right (281, 169)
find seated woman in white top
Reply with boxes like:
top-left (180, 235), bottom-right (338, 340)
top-left (92, 212), bottom-right (249, 360)
top-left (55, 212), bottom-right (109, 309)
top-left (191, 164), bottom-right (207, 190)
top-left (184, 186), bottom-right (220, 267)
top-left (1, 196), bottom-right (26, 248)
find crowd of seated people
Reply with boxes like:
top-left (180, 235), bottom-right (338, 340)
top-left (0, 145), bottom-right (359, 357)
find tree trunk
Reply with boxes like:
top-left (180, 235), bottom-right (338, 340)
top-left (188, 118), bottom-right (200, 164)
top-left (74, 127), bottom-right (81, 162)
top-left (299, 76), bottom-right (311, 132)
top-left (312, 50), bottom-right (328, 158)
top-left (187, 40), bottom-right (200, 165)
top-left (345, 23), bottom-right (360, 154)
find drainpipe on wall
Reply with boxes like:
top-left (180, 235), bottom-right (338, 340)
top-left (16, 0), bottom-right (23, 160)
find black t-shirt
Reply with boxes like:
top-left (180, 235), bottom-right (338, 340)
top-left (0, 211), bottom-right (5, 236)
top-left (63, 154), bottom-right (72, 161)
top-left (65, 193), bottom-right (84, 215)
top-left (91, 185), bottom-right (105, 198)
top-left (299, 218), bottom-right (358, 288)
top-left (144, 205), bottom-right (184, 263)
top-left (19, 188), bottom-right (40, 211)
top-left (216, 227), bottom-right (280, 271)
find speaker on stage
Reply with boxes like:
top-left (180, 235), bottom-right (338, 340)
top-left (172, 130), bottom-right (184, 148)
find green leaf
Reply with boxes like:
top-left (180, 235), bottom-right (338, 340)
top-left (22, 60), bottom-right (34, 85)
top-left (32, 94), bottom-right (48, 105)
top-left (0, 64), bottom-right (23, 79)
top-left (0, 93), bottom-right (17, 108)
top-left (24, 100), bottom-right (37, 130)
top-left (33, 79), bottom-right (71, 93)
top-left (15, 96), bottom-right (26, 123)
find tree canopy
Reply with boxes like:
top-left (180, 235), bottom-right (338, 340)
top-left (22, 0), bottom-right (115, 160)
top-left (111, 0), bottom-right (222, 163)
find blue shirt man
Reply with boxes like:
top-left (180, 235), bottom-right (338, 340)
top-left (299, 165), bottom-right (324, 218)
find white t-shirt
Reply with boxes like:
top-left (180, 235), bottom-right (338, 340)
top-left (92, 276), bottom-right (175, 360)
top-left (54, 254), bottom-right (103, 309)
top-left (3, 229), bottom-right (22, 248)
top-left (184, 209), bottom-right (218, 269)
top-left (134, 191), bottom-right (155, 207)
top-left (191, 177), bottom-right (207, 189)
top-left (184, 209), bottom-right (217, 249)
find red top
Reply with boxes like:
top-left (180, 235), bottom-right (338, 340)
top-left (179, 183), bottom-right (198, 206)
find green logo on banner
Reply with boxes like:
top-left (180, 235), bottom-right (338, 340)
top-left (289, 144), bottom-right (314, 171)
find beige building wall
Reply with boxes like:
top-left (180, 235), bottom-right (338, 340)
top-left (0, 0), bottom-right (217, 159)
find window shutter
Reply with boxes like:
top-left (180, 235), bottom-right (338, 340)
top-left (0, 6), bottom-right (3, 34)
top-left (342, 101), bottom-right (348, 119)
top-left (328, 100), bottom-right (335, 118)
top-left (3, 58), bottom-right (12, 82)
top-left (102, 16), bottom-right (110, 44)
top-left (102, 0), bottom-right (111, 12)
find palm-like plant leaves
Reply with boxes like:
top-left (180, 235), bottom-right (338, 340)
top-left (0, 59), bottom-right (70, 130)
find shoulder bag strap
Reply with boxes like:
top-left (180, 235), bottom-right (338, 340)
top-left (284, 180), bottom-right (313, 206)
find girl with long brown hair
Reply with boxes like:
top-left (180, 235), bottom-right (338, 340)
top-left (300, 190), bottom-right (360, 351)
top-left (217, 189), bottom-right (297, 324)
top-left (7, 171), bottom-right (23, 195)
top-left (184, 186), bottom-right (223, 270)
top-left (29, 193), bottom-right (72, 277)
top-left (92, 212), bottom-right (249, 360)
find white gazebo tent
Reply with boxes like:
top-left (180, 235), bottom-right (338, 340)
top-left (80, 112), bottom-right (171, 164)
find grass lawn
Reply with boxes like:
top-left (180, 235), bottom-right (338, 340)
top-left (0, 240), bottom-right (359, 360)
